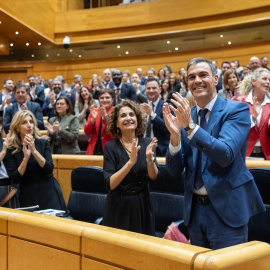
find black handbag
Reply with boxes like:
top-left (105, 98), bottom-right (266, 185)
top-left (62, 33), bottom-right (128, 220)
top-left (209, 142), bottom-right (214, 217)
top-left (0, 185), bottom-right (18, 208)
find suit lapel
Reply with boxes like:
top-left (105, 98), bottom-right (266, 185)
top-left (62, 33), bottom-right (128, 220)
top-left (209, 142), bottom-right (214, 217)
top-left (191, 106), bottom-right (199, 169)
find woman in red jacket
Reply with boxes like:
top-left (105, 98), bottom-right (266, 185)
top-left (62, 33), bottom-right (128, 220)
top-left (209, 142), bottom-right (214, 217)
top-left (84, 88), bottom-right (115, 155)
top-left (237, 68), bottom-right (270, 159)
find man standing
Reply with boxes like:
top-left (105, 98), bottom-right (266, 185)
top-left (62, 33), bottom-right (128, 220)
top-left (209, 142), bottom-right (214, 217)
top-left (249, 56), bottom-right (261, 72)
top-left (112, 69), bottom-right (137, 104)
top-left (216, 61), bottom-right (231, 91)
top-left (131, 73), bottom-right (147, 104)
top-left (164, 57), bottom-right (265, 249)
top-left (260, 56), bottom-right (270, 71)
top-left (42, 79), bottom-right (70, 119)
top-left (70, 74), bottom-right (83, 110)
top-left (27, 75), bottom-right (45, 107)
top-left (140, 78), bottom-right (170, 157)
top-left (3, 83), bottom-right (44, 132)
top-left (0, 79), bottom-right (16, 117)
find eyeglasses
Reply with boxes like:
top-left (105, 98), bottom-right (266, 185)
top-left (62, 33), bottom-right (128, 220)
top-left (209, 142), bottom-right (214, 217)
top-left (56, 102), bottom-right (66, 106)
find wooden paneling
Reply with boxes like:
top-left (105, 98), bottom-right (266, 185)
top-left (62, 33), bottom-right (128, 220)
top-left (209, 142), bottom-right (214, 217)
top-left (82, 258), bottom-right (124, 270)
top-left (8, 238), bottom-right (80, 270)
top-left (0, 70), bottom-right (28, 86)
top-left (0, 235), bottom-right (7, 270)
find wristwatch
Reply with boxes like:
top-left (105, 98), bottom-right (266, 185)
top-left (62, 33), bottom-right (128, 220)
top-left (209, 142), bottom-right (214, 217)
top-left (146, 156), bottom-right (156, 164)
top-left (184, 121), bottom-right (196, 132)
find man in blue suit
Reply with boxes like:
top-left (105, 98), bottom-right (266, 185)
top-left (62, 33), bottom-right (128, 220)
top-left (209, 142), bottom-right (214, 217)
top-left (0, 78), bottom-right (16, 118)
top-left (164, 57), bottom-right (265, 250)
top-left (141, 77), bottom-right (170, 157)
top-left (3, 83), bottom-right (44, 133)
top-left (112, 69), bottom-right (137, 105)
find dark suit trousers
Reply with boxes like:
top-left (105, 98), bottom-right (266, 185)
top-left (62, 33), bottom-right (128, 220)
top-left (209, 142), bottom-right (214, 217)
top-left (188, 199), bottom-right (248, 250)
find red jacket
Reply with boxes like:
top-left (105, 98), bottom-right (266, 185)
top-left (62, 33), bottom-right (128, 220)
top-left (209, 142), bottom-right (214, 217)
top-left (84, 106), bottom-right (114, 155)
top-left (237, 95), bottom-right (270, 159)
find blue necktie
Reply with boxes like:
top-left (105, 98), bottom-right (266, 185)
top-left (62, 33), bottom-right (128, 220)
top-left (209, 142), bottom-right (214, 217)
top-left (194, 109), bottom-right (208, 190)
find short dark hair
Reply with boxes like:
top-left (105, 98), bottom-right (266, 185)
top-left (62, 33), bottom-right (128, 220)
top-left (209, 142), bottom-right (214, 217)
top-left (54, 96), bottom-right (73, 116)
top-left (98, 88), bottom-right (115, 99)
top-left (221, 61), bottom-right (231, 68)
top-left (187, 57), bottom-right (216, 76)
top-left (145, 77), bottom-right (160, 87)
top-left (3, 78), bottom-right (13, 85)
top-left (14, 83), bottom-right (27, 93)
top-left (107, 100), bottom-right (146, 138)
top-left (27, 75), bottom-right (35, 80)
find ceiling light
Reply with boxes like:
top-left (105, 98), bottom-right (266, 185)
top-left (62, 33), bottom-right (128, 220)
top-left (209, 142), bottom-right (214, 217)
top-left (57, 54), bottom-right (60, 56)
top-left (175, 47), bottom-right (179, 51)
top-left (79, 55), bottom-right (82, 58)
top-left (0, 21), bottom-right (1, 24)
top-left (10, 43), bottom-right (13, 47)
top-left (220, 35), bottom-right (223, 38)
top-left (46, 54), bottom-right (49, 57)
top-left (26, 43), bottom-right (29, 46)
top-left (167, 41), bottom-right (170, 44)
top-left (125, 51), bottom-right (129, 55)
top-left (117, 45), bottom-right (120, 48)
top-left (70, 49), bottom-right (73, 52)
top-left (228, 41), bottom-right (231, 45)
top-left (15, 31), bottom-right (19, 35)
top-left (31, 54), bottom-right (34, 57)
top-left (38, 42), bottom-right (41, 46)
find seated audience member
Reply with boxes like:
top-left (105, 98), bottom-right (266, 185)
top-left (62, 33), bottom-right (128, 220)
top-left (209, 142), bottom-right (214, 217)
top-left (103, 99), bottom-right (159, 236)
top-left (4, 110), bottom-right (66, 210)
top-left (131, 73), bottom-right (147, 104)
top-left (242, 65), bottom-right (251, 79)
top-left (157, 68), bottom-right (166, 84)
top-left (146, 69), bottom-right (156, 79)
top-left (0, 117), bottom-right (10, 187)
top-left (3, 83), bottom-right (44, 133)
top-left (75, 86), bottom-right (96, 129)
top-left (160, 78), bottom-right (172, 103)
top-left (0, 78), bottom-right (16, 118)
top-left (136, 68), bottom-right (146, 85)
top-left (140, 77), bottom-right (170, 157)
top-left (260, 56), bottom-right (270, 71)
top-left (249, 56), bottom-right (261, 72)
top-left (112, 69), bottom-right (137, 104)
top-left (84, 89), bottom-right (115, 155)
top-left (27, 75), bottom-right (45, 107)
top-left (169, 73), bottom-right (182, 94)
top-left (218, 69), bottom-right (240, 100)
top-left (164, 65), bottom-right (173, 77)
top-left (216, 61), bottom-right (231, 91)
top-left (46, 96), bottom-right (80, 154)
top-left (42, 79), bottom-right (70, 119)
top-left (236, 68), bottom-right (270, 160)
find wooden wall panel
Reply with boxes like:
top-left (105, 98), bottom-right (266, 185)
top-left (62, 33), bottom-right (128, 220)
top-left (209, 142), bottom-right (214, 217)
top-left (8, 238), bottom-right (80, 270)
top-left (82, 258), bottom-right (124, 270)
top-left (0, 70), bottom-right (28, 86)
top-left (0, 235), bottom-right (7, 270)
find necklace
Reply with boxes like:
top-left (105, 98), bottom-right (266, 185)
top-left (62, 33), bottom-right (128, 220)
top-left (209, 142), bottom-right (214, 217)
top-left (120, 138), bottom-right (138, 154)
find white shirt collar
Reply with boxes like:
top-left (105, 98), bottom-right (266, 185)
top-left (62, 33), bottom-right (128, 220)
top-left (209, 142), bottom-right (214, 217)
top-left (245, 90), bottom-right (270, 105)
top-left (196, 94), bottom-right (218, 114)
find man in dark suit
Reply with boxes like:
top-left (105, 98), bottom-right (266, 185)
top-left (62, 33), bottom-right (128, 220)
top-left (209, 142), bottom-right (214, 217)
top-left (131, 73), bottom-right (147, 104)
top-left (216, 61), bottom-right (231, 91)
top-left (0, 78), bottom-right (16, 118)
top-left (27, 75), bottom-right (45, 107)
top-left (42, 79), bottom-right (70, 119)
top-left (164, 57), bottom-right (265, 249)
top-left (3, 83), bottom-right (44, 133)
top-left (140, 77), bottom-right (170, 157)
top-left (112, 69), bottom-right (137, 104)
top-left (70, 74), bottom-right (83, 110)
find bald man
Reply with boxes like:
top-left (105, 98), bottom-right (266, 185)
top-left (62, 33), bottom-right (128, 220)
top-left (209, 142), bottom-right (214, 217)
top-left (249, 56), bottom-right (261, 72)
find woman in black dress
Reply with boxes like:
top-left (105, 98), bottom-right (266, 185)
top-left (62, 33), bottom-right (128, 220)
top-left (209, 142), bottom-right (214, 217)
top-left (103, 100), bottom-right (159, 236)
top-left (4, 110), bottom-right (66, 210)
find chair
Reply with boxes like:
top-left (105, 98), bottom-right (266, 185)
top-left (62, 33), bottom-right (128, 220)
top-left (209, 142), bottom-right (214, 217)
top-left (67, 166), bottom-right (107, 223)
top-left (248, 167), bottom-right (270, 244)
top-left (77, 133), bottom-right (91, 155)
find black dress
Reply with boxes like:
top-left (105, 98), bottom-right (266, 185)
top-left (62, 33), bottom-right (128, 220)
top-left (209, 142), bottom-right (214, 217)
top-left (103, 137), bottom-right (158, 236)
top-left (4, 139), bottom-right (66, 210)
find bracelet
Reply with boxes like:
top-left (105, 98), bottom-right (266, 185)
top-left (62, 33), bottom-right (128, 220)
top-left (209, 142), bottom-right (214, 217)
top-left (146, 156), bottom-right (156, 164)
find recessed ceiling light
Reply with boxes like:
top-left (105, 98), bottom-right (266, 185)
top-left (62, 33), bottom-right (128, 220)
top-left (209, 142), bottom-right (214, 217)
top-left (0, 21), bottom-right (1, 24)
top-left (168, 50), bottom-right (171, 52)
top-left (125, 51), bottom-right (129, 55)
top-left (220, 35), bottom-right (223, 38)
top-left (15, 31), bottom-right (19, 35)
top-left (228, 41), bottom-right (231, 45)
top-left (167, 41), bottom-right (170, 44)
top-left (117, 45), bottom-right (120, 48)
top-left (31, 54), bottom-right (34, 57)
top-left (38, 42), bottom-right (41, 46)
top-left (10, 43), bottom-right (13, 47)
top-left (26, 43), bottom-right (29, 46)
top-left (70, 49), bottom-right (73, 52)
top-left (175, 47), bottom-right (179, 51)
top-left (78, 55), bottom-right (82, 58)
top-left (57, 54), bottom-right (60, 56)
top-left (46, 54), bottom-right (49, 57)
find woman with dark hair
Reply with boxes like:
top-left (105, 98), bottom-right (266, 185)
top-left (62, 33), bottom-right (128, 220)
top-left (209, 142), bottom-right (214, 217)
top-left (157, 68), bottom-right (166, 84)
top-left (218, 69), bottom-right (240, 100)
top-left (103, 100), bottom-right (159, 236)
top-left (75, 86), bottom-right (96, 129)
top-left (164, 65), bottom-right (173, 76)
top-left (236, 68), bottom-right (270, 159)
top-left (84, 88), bottom-right (115, 155)
top-left (160, 78), bottom-right (171, 102)
top-left (169, 73), bottom-right (181, 94)
top-left (4, 110), bottom-right (66, 210)
top-left (45, 96), bottom-right (80, 154)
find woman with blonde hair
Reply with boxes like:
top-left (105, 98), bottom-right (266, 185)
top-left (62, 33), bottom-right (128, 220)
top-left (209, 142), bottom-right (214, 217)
top-left (218, 69), bottom-right (240, 100)
top-left (4, 110), bottom-right (66, 210)
top-left (236, 68), bottom-right (270, 159)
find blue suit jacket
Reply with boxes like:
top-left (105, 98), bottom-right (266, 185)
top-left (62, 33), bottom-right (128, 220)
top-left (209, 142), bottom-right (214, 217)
top-left (151, 99), bottom-right (170, 157)
top-left (120, 83), bottom-right (137, 102)
top-left (0, 93), bottom-right (16, 118)
top-left (27, 85), bottom-right (45, 107)
top-left (3, 101), bottom-right (44, 133)
top-left (166, 95), bottom-right (265, 227)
